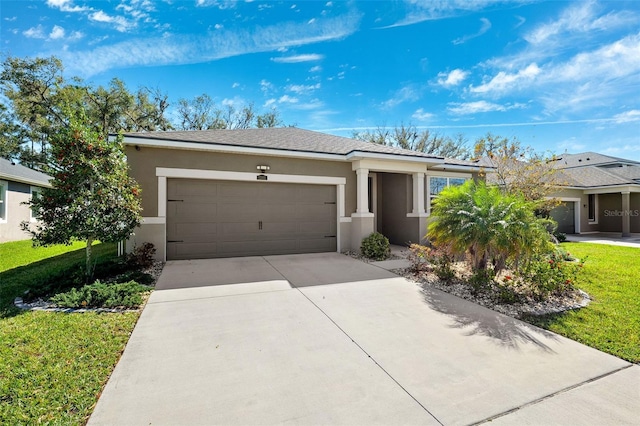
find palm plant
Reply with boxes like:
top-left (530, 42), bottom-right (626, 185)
top-left (428, 180), bottom-right (553, 274)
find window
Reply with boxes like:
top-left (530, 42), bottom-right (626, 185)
top-left (428, 176), bottom-right (468, 212)
top-left (0, 180), bottom-right (7, 223)
top-left (588, 194), bottom-right (597, 223)
top-left (30, 186), bottom-right (42, 222)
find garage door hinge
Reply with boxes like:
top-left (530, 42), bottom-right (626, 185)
top-left (167, 240), bottom-right (184, 243)
top-left (324, 235), bottom-right (336, 238)
top-left (168, 199), bottom-right (184, 202)
top-left (324, 201), bottom-right (336, 204)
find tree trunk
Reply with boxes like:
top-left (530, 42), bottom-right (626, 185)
top-left (86, 237), bottom-right (93, 283)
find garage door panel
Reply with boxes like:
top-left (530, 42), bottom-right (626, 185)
top-left (171, 203), bottom-right (218, 221)
top-left (296, 185), bottom-right (335, 202)
top-left (174, 223), bottom-right (218, 241)
top-left (261, 221), bottom-right (299, 234)
top-left (299, 237), bottom-right (336, 251)
top-left (171, 180), bottom-right (219, 197)
top-left (221, 222), bottom-right (262, 236)
top-left (167, 179), bottom-right (337, 259)
top-left (219, 182), bottom-right (260, 199)
top-left (170, 242), bottom-right (219, 259)
top-left (297, 221), bottom-right (335, 235)
top-left (218, 203), bottom-right (260, 220)
top-left (297, 204), bottom-right (336, 219)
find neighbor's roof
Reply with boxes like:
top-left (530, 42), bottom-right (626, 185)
top-left (553, 152), bottom-right (640, 169)
top-left (554, 152), bottom-right (640, 188)
top-left (0, 157), bottom-right (52, 187)
top-left (120, 127), bottom-right (479, 169)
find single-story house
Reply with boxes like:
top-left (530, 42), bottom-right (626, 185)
top-left (550, 152), bottom-right (640, 237)
top-left (0, 157), bottom-right (52, 243)
top-left (121, 127), bottom-right (481, 261)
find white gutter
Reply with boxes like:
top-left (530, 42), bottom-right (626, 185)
top-left (0, 173), bottom-right (52, 188)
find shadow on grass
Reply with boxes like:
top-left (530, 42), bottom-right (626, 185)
top-left (419, 283), bottom-right (559, 352)
top-left (0, 243), bottom-right (118, 318)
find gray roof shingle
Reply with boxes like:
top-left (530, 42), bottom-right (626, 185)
top-left (122, 127), bottom-right (469, 163)
top-left (0, 157), bottom-right (51, 186)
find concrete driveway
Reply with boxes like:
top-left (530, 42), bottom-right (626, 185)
top-left (89, 253), bottom-right (639, 425)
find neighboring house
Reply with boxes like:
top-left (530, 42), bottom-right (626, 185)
top-left (0, 157), bottom-right (52, 243)
top-left (550, 152), bottom-right (640, 237)
top-left (120, 127), bottom-right (480, 261)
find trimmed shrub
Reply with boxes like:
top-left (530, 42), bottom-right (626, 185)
top-left (127, 242), bottom-right (156, 269)
top-left (50, 280), bottom-right (151, 309)
top-left (361, 232), bottom-right (390, 261)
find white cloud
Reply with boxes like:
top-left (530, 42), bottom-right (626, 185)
top-left (309, 65), bottom-right (322, 72)
top-left (232, 82), bottom-right (241, 89)
top-left (260, 79), bottom-right (274, 94)
top-left (4, 16), bottom-right (17, 22)
top-left (382, 84), bottom-right (422, 109)
top-left (380, 0), bottom-right (509, 28)
top-left (287, 83), bottom-right (321, 94)
top-left (58, 10), bottom-right (361, 76)
top-left (23, 25), bottom-right (46, 39)
top-left (46, 0), bottom-right (90, 13)
top-left (196, 0), bottom-right (238, 9)
top-left (470, 63), bottom-right (541, 94)
top-left (271, 54), bottom-right (324, 63)
top-left (437, 68), bottom-right (468, 87)
top-left (524, 2), bottom-right (635, 46)
top-left (412, 108), bottom-right (435, 121)
top-left (90, 10), bottom-right (135, 32)
top-left (545, 33), bottom-right (640, 83)
top-left (447, 101), bottom-right (525, 115)
top-left (613, 110), bottom-right (640, 123)
top-left (278, 95), bottom-right (299, 104)
top-left (49, 25), bottom-right (65, 40)
top-left (452, 17), bottom-right (491, 45)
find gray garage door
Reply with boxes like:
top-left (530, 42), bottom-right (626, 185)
top-left (550, 202), bottom-right (575, 234)
top-left (166, 179), bottom-right (337, 260)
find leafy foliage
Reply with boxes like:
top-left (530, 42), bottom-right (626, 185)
top-left (519, 251), bottom-right (585, 300)
top-left (0, 56), bottom-right (171, 170)
top-left (360, 232), bottom-right (390, 261)
top-left (473, 133), bottom-right (563, 210)
top-left (126, 242), bottom-right (156, 269)
top-left (408, 244), bottom-right (455, 280)
top-left (21, 114), bottom-right (142, 279)
top-left (428, 180), bottom-right (554, 275)
top-left (50, 280), bottom-right (150, 309)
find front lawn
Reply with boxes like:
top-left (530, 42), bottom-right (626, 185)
top-left (524, 242), bottom-right (640, 363)
top-left (0, 241), bottom-right (141, 424)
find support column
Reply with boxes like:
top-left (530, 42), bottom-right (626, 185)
top-left (352, 168), bottom-right (374, 252)
top-left (412, 172), bottom-right (425, 215)
top-left (622, 192), bottom-right (631, 237)
top-left (355, 168), bottom-right (369, 214)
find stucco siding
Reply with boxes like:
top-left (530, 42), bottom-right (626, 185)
top-left (632, 194), bottom-right (640, 233)
top-left (0, 181), bottom-right (33, 242)
top-left (599, 193), bottom-right (622, 232)
top-left (379, 173), bottom-right (421, 245)
top-left (126, 146), bottom-right (357, 218)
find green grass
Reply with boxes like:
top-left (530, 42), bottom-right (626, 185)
top-left (524, 242), bottom-right (640, 363)
top-left (0, 241), bottom-right (141, 424)
top-left (0, 240), bottom-right (117, 312)
top-left (0, 311), bottom-right (139, 424)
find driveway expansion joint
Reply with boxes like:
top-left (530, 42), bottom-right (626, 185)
top-left (263, 257), bottom-right (444, 426)
top-left (471, 363), bottom-right (635, 425)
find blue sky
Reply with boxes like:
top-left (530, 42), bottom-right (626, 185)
top-left (2, 0), bottom-right (640, 160)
